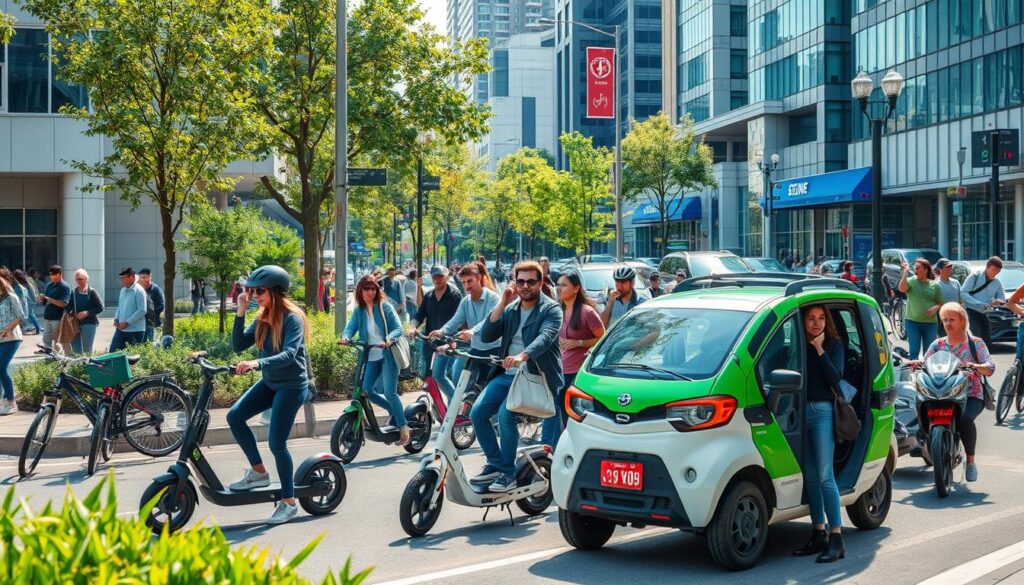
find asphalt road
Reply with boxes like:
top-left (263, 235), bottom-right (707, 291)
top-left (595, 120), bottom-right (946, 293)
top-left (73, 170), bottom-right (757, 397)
top-left (4, 342), bottom-right (1024, 585)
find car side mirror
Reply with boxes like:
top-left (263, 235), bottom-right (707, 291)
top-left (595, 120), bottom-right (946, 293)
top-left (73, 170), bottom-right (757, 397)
top-left (765, 369), bottom-right (802, 412)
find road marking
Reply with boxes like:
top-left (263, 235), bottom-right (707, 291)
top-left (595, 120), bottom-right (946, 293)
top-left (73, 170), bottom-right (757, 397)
top-left (878, 503), bottom-right (1024, 557)
top-left (374, 527), bottom-right (671, 585)
top-left (916, 538), bottom-right (1024, 585)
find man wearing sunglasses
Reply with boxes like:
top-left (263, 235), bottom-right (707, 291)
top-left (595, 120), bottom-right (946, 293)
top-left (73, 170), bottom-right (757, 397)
top-left (471, 260), bottom-right (563, 493)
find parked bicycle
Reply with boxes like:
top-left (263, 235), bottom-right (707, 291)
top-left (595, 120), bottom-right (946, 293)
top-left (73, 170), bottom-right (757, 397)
top-left (885, 290), bottom-right (907, 341)
top-left (18, 345), bottom-right (192, 477)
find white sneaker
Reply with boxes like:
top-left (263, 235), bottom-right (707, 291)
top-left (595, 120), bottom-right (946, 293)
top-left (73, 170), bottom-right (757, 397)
top-left (267, 500), bottom-right (298, 525)
top-left (0, 399), bottom-right (15, 415)
top-left (228, 468), bottom-right (271, 491)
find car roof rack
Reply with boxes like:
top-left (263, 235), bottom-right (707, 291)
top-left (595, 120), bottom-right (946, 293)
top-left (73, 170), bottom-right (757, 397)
top-left (674, 273), bottom-right (859, 296)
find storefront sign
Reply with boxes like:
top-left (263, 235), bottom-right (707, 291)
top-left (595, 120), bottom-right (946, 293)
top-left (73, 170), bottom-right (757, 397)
top-left (787, 182), bottom-right (809, 197)
top-left (586, 47), bottom-right (615, 119)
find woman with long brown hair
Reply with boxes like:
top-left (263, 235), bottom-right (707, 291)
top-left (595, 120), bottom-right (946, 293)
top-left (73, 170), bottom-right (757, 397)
top-left (341, 274), bottom-right (407, 444)
top-left (226, 266), bottom-right (311, 525)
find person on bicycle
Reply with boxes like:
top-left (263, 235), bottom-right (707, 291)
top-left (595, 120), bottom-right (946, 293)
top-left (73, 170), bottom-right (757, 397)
top-left (962, 256), bottom-right (1006, 347)
top-left (913, 302), bottom-right (994, 482)
top-left (226, 265), bottom-right (311, 525)
top-left (1002, 282), bottom-right (1024, 363)
top-left (898, 258), bottom-right (942, 359)
top-left (470, 260), bottom-right (562, 493)
top-left (430, 262), bottom-right (501, 394)
top-left (601, 265), bottom-right (648, 327)
top-left (341, 275), bottom-right (409, 445)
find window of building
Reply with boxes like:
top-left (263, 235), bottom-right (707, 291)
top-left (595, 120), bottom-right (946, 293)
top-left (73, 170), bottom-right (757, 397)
top-left (521, 97), bottom-right (535, 148)
top-left (491, 50), bottom-right (508, 97)
top-left (6, 28), bottom-right (89, 114)
top-left (789, 112), bottom-right (817, 145)
top-left (825, 102), bottom-right (850, 142)
top-left (730, 6), bottom-right (747, 36)
top-left (730, 49), bottom-right (747, 79)
top-left (730, 90), bottom-right (748, 110)
top-left (732, 141), bottom-right (748, 162)
top-left (707, 141), bottom-right (728, 163)
top-left (684, 94), bottom-right (709, 122)
top-left (685, 53), bottom-right (706, 90)
top-left (0, 42), bottom-right (5, 112)
top-left (0, 209), bottom-right (59, 272)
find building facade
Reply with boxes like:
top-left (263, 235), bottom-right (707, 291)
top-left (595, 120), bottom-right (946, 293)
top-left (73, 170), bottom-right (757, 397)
top-left (476, 31), bottom-right (558, 170)
top-left (639, 0), bottom-right (1024, 264)
top-left (0, 3), bottom-right (269, 302)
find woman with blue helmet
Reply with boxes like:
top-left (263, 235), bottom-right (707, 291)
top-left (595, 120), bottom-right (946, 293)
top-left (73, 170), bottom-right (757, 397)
top-left (226, 265), bottom-right (311, 525)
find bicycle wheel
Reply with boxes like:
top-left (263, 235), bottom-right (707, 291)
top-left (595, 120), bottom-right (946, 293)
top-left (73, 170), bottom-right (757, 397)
top-left (894, 302), bottom-right (907, 340)
top-left (19, 404), bottom-right (56, 478)
top-left (997, 366), bottom-right (1018, 425)
top-left (120, 381), bottom-right (192, 457)
top-left (1017, 385), bottom-right (1024, 414)
top-left (88, 402), bottom-right (111, 476)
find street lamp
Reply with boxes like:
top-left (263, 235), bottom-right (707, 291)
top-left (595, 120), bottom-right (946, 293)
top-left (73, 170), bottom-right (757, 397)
top-left (504, 138), bottom-right (525, 261)
top-left (333, 0), bottom-right (349, 333)
top-left (851, 69), bottom-right (904, 308)
top-left (755, 151), bottom-right (780, 259)
top-left (416, 130), bottom-right (435, 277)
top-left (539, 16), bottom-right (623, 261)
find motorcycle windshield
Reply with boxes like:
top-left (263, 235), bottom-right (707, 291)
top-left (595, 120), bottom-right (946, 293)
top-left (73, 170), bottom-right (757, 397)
top-left (924, 350), bottom-right (961, 380)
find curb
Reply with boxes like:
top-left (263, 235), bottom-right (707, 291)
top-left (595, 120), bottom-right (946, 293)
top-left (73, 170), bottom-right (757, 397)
top-left (0, 412), bottom-right (342, 459)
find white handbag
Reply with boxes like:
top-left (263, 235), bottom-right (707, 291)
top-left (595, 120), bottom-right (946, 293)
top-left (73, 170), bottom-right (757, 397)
top-left (380, 304), bottom-right (411, 369)
top-left (506, 366), bottom-right (556, 418)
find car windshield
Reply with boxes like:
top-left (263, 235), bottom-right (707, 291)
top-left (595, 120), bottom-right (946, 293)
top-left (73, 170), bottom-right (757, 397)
top-left (998, 266), bottom-right (1024, 291)
top-left (589, 308), bottom-right (751, 379)
top-left (579, 268), bottom-right (650, 291)
top-left (744, 258), bottom-right (785, 272)
top-left (688, 255), bottom-right (749, 277)
top-left (901, 249), bottom-right (942, 265)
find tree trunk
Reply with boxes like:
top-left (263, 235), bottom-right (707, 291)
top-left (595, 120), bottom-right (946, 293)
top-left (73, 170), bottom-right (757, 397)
top-left (219, 289), bottom-right (226, 334)
top-left (159, 207), bottom-right (177, 336)
top-left (302, 213), bottom-right (321, 310)
top-left (661, 217), bottom-right (669, 258)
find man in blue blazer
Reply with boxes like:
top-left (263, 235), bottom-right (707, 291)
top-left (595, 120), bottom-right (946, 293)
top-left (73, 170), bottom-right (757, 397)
top-left (470, 260), bottom-right (563, 493)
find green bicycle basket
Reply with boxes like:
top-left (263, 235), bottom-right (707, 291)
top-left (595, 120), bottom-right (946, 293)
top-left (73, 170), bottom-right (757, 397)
top-left (86, 352), bottom-right (133, 388)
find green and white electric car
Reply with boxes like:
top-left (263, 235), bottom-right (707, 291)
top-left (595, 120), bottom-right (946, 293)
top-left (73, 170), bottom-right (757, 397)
top-left (553, 274), bottom-right (897, 570)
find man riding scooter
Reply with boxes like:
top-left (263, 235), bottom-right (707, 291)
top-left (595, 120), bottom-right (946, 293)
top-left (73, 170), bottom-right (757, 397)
top-left (470, 260), bottom-right (563, 493)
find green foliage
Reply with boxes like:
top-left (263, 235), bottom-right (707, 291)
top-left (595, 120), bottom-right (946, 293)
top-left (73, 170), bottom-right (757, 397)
top-left (0, 13), bottom-right (14, 44)
top-left (622, 113), bottom-right (717, 256)
top-left (253, 219), bottom-right (303, 281)
top-left (22, 0), bottom-right (276, 336)
top-left (499, 148), bottom-right (559, 258)
top-left (173, 299), bottom-right (195, 314)
top-left (547, 132), bottom-right (615, 257)
top-left (0, 474), bottom-right (372, 584)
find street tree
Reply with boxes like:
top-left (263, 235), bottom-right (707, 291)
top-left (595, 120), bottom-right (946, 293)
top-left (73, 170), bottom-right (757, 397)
top-left (475, 174), bottom-right (518, 266)
top-left (23, 0), bottom-right (275, 335)
top-left (252, 0), bottom-right (489, 308)
top-left (0, 13), bottom-right (14, 43)
top-left (179, 205), bottom-right (262, 334)
top-left (547, 132), bottom-right (615, 259)
top-left (622, 113), bottom-right (717, 257)
top-left (428, 141), bottom-right (483, 266)
top-left (502, 148), bottom-right (558, 258)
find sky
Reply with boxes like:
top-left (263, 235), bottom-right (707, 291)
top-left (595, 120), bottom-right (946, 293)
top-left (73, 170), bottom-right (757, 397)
top-left (420, 0), bottom-right (447, 34)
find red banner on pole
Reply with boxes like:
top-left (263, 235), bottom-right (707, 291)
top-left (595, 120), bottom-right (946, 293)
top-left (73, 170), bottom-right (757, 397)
top-left (586, 47), bottom-right (615, 119)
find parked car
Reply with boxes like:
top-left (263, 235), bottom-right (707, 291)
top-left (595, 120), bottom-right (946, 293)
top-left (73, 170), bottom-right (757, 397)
top-left (741, 257), bottom-right (787, 273)
top-left (635, 257), bottom-right (661, 269)
top-left (580, 254), bottom-right (616, 264)
top-left (952, 259), bottom-right (1024, 341)
top-left (821, 259), bottom-right (867, 283)
top-left (559, 262), bottom-right (651, 313)
top-left (554, 273), bottom-right (896, 569)
top-left (865, 248), bottom-right (944, 292)
top-left (657, 251), bottom-right (748, 290)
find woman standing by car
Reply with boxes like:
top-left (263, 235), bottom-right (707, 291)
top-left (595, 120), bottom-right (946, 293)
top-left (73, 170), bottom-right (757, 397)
top-left (341, 275), bottom-right (409, 446)
top-left (225, 266), bottom-right (312, 525)
top-left (793, 305), bottom-right (846, 563)
top-left (898, 259), bottom-right (942, 359)
top-left (542, 271), bottom-right (605, 447)
top-left (916, 303), bottom-right (994, 482)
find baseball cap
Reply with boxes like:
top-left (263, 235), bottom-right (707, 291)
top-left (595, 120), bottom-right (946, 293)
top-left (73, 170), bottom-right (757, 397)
top-left (935, 258), bottom-right (952, 270)
top-left (118, 267), bottom-right (136, 277)
top-left (430, 265), bottom-right (449, 277)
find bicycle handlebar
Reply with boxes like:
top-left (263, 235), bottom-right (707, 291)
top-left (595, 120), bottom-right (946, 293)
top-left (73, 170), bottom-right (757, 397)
top-left (187, 352), bottom-right (237, 376)
top-left (37, 344), bottom-right (96, 369)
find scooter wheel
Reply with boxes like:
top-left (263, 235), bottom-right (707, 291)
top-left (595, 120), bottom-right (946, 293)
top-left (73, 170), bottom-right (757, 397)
top-left (516, 456), bottom-right (553, 516)
top-left (399, 469), bottom-right (444, 537)
top-left (141, 477), bottom-right (197, 535)
top-left (298, 459), bottom-right (347, 516)
top-left (404, 406), bottom-right (433, 455)
top-left (451, 418), bottom-right (476, 450)
top-left (330, 412), bottom-right (363, 464)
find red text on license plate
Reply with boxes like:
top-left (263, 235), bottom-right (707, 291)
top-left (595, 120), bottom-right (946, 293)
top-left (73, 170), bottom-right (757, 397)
top-left (600, 460), bottom-right (643, 491)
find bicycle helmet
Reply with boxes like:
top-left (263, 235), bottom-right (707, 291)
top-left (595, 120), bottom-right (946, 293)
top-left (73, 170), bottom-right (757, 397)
top-left (613, 265), bottom-right (636, 281)
top-left (245, 265), bottom-right (291, 291)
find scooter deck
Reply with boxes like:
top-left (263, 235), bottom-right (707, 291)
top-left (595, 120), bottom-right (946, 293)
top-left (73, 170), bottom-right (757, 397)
top-left (199, 482), bottom-right (332, 506)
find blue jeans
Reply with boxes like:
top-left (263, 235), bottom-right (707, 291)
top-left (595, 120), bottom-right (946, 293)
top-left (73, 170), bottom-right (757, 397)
top-left (0, 340), bottom-right (20, 400)
top-left (70, 323), bottom-right (98, 354)
top-left (1016, 323), bottom-right (1024, 363)
top-left (25, 306), bottom-right (42, 333)
top-left (470, 372), bottom-right (519, 476)
top-left (541, 372), bottom-right (576, 448)
top-left (191, 297), bottom-right (203, 315)
top-left (804, 401), bottom-right (842, 530)
top-left (226, 380), bottom-right (307, 498)
top-left (109, 329), bottom-right (144, 352)
top-left (906, 319), bottom-right (936, 360)
top-left (144, 326), bottom-right (157, 343)
top-left (432, 352), bottom-right (461, 401)
top-left (362, 357), bottom-right (405, 427)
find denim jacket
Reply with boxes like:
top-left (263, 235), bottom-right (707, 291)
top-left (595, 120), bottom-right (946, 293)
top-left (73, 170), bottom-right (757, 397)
top-left (343, 302), bottom-right (403, 367)
top-left (481, 293), bottom-right (564, 394)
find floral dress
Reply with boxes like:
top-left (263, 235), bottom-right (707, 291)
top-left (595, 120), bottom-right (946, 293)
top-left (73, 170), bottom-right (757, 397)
top-left (923, 337), bottom-right (994, 400)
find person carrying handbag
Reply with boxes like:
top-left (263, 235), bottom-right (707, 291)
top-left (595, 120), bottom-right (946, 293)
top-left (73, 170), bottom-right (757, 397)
top-left (66, 269), bottom-right (104, 354)
top-left (0, 272), bottom-right (25, 415)
top-left (469, 260), bottom-right (563, 494)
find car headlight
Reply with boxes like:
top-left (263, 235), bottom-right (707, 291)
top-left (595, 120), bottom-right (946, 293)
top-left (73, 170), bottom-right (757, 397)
top-left (665, 396), bottom-right (738, 431)
top-left (566, 386), bottom-right (595, 422)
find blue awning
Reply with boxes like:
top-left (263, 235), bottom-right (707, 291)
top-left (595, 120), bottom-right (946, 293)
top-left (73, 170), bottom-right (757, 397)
top-left (631, 196), bottom-right (702, 225)
top-left (760, 167), bottom-right (873, 211)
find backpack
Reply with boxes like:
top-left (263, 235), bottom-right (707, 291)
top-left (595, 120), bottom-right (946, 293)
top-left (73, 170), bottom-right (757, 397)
top-left (144, 290), bottom-right (158, 328)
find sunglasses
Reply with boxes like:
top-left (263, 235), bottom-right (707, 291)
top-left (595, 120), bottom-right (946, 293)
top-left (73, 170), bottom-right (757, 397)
top-left (515, 278), bottom-right (540, 288)
top-left (246, 287), bottom-right (267, 296)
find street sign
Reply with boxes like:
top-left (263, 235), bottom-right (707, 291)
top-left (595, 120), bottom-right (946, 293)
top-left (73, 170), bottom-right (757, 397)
top-left (586, 47), bottom-right (615, 119)
top-left (348, 167), bottom-right (387, 186)
top-left (972, 130), bottom-right (1020, 167)
top-left (420, 175), bottom-right (441, 191)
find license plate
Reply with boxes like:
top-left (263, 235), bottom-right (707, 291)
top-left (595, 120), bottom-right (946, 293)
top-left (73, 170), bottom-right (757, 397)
top-left (600, 460), bottom-right (644, 491)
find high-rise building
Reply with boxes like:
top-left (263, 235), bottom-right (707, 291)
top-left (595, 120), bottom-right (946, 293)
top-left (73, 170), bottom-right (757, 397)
top-left (631, 0), bottom-right (1024, 264)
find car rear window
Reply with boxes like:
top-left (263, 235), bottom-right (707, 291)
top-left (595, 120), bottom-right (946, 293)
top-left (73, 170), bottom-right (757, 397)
top-left (688, 255), bottom-right (749, 277)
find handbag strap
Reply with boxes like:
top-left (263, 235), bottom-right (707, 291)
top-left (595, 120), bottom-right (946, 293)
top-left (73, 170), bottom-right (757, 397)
top-left (966, 336), bottom-right (988, 382)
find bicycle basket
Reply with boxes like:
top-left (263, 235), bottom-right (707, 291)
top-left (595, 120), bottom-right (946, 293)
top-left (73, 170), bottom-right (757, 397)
top-left (86, 352), bottom-right (133, 387)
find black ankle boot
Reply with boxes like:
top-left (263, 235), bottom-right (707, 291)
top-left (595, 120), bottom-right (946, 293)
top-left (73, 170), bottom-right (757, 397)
top-left (792, 529), bottom-right (829, 556)
top-left (816, 532), bottom-right (845, 563)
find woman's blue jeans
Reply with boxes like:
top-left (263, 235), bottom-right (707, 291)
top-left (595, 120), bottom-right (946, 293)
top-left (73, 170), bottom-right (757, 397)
top-left (362, 357), bottom-right (405, 427)
top-left (226, 380), bottom-right (307, 498)
top-left (0, 340), bottom-right (20, 400)
top-left (906, 319), bottom-right (936, 360)
top-left (25, 305), bottom-right (41, 332)
top-left (1015, 323), bottom-right (1024, 363)
top-left (804, 400), bottom-right (842, 530)
top-left (70, 323), bottom-right (97, 354)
